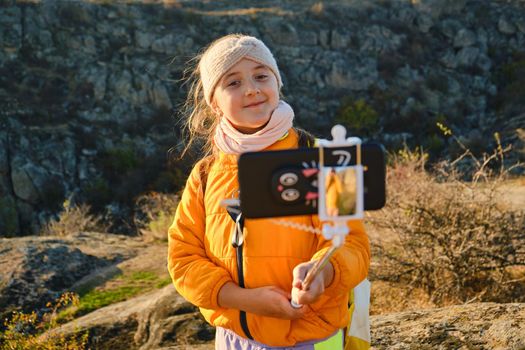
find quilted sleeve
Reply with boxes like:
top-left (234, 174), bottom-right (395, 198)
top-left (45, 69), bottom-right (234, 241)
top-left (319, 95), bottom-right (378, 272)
top-left (167, 162), bottom-right (233, 309)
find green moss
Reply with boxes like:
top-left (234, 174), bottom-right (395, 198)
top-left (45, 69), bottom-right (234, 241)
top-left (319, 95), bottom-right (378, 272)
top-left (124, 271), bottom-right (158, 282)
top-left (77, 286), bottom-right (142, 314)
top-left (60, 270), bottom-right (172, 319)
top-left (155, 277), bottom-right (173, 289)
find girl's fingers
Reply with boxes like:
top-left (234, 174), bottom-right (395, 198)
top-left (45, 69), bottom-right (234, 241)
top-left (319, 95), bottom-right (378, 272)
top-left (292, 261), bottom-right (314, 287)
top-left (293, 276), bottom-right (324, 305)
top-left (292, 279), bottom-right (303, 288)
top-left (292, 265), bottom-right (306, 280)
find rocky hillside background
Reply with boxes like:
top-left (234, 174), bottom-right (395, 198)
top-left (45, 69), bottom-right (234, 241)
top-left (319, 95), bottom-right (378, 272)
top-left (1, 0), bottom-right (525, 236)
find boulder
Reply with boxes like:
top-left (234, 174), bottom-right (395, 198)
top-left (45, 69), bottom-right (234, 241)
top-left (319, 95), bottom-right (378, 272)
top-left (498, 17), bottom-right (517, 35)
top-left (48, 285), bottom-right (215, 350)
top-left (371, 302), bottom-right (525, 349)
top-left (453, 28), bottom-right (477, 48)
top-left (0, 232), bottom-right (148, 317)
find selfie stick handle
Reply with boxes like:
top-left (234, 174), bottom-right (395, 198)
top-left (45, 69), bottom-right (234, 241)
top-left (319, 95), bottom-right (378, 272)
top-left (302, 244), bottom-right (338, 289)
top-left (290, 223), bottom-right (348, 308)
top-left (301, 222), bottom-right (347, 290)
top-left (290, 247), bottom-right (334, 309)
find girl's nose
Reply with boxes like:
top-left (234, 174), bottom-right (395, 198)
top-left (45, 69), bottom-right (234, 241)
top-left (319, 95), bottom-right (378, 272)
top-left (245, 82), bottom-right (260, 96)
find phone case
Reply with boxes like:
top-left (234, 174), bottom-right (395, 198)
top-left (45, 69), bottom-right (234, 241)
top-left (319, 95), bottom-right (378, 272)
top-left (238, 142), bottom-right (386, 218)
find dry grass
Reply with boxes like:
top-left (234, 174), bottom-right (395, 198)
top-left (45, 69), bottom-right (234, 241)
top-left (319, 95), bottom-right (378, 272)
top-left (189, 7), bottom-right (292, 17)
top-left (42, 200), bottom-right (108, 237)
top-left (369, 140), bottom-right (525, 310)
top-left (133, 192), bottom-right (179, 242)
top-left (370, 280), bottom-right (435, 315)
top-left (1, 293), bottom-right (88, 350)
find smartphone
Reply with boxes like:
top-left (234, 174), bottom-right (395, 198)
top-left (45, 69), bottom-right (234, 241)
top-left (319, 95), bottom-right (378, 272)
top-left (238, 142), bottom-right (386, 219)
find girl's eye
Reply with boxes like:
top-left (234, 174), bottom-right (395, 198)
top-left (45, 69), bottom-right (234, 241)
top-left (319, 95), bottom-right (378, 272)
top-left (227, 80), bottom-right (240, 88)
top-left (256, 74), bottom-right (268, 80)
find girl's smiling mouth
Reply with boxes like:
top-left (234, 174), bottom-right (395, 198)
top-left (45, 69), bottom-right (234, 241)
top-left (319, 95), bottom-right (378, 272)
top-left (244, 100), bottom-right (266, 108)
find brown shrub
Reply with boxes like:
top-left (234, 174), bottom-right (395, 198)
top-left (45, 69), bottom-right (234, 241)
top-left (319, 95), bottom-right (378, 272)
top-left (133, 192), bottom-right (179, 242)
top-left (1, 292), bottom-right (88, 349)
top-left (42, 200), bottom-right (109, 237)
top-left (369, 143), bottom-right (525, 306)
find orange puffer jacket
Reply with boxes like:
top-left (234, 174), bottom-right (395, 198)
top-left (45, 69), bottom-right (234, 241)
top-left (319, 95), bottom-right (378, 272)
top-left (168, 129), bottom-right (370, 347)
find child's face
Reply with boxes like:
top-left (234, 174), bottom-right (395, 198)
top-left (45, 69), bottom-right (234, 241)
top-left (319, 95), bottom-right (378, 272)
top-left (212, 58), bottom-right (279, 134)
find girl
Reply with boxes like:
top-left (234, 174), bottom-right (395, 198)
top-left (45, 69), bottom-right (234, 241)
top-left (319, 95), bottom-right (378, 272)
top-left (168, 34), bottom-right (370, 349)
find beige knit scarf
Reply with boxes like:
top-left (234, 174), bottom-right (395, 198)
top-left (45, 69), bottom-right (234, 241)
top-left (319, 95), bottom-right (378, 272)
top-left (213, 100), bottom-right (294, 155)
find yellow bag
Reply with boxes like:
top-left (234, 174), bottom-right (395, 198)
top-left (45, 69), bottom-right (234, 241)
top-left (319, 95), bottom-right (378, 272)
top-left (345, 279), bottom-right (371, 350)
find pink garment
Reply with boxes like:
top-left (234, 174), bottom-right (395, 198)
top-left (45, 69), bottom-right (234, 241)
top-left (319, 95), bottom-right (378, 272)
top-left (213, 100), bottom-right (294, 155)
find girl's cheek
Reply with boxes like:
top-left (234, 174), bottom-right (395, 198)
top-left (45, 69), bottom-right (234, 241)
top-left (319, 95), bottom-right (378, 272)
top-left (228, 98), bottom-right (239, 109)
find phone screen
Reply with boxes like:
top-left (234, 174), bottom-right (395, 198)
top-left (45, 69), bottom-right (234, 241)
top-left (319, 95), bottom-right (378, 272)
top-left (238, 143), bottom-right (386, 219)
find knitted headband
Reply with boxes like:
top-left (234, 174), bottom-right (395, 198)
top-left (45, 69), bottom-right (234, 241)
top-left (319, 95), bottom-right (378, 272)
top-left (199, 35), bottom-right (283, 105)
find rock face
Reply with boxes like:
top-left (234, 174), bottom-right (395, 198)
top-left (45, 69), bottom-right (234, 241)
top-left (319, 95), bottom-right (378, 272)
top-left (50, 285), bottom-right (215, 350)
top-left (0, 232), bottom-right (148, 318)
top-left (371, 303), bottom-right (525, 350)
top-left (1, 0), bottom-right (525, 235)
top-left (51, 287), bottom-right (525, 349)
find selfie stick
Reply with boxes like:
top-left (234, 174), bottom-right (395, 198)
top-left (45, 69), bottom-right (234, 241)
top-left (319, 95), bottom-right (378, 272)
top-left (291, 125), bottom-right (363, 308)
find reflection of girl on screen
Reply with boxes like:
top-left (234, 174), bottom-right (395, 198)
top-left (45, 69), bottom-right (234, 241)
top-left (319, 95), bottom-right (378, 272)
top-left (325, 167), bottom-right (357, 217)
top-left (325, 168), bottom-right (343, 216)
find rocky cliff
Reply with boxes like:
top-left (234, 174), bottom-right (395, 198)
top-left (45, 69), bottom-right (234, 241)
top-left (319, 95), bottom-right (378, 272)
top-left (1, 0), bottom-right (524, 235)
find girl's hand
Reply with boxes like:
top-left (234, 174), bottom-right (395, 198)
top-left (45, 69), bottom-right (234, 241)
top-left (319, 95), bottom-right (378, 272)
top-left (291, 260), bottom-right (334, 305)
top-left (218, 282), bottom-right (306, 320)
top-left (249, 286), bottom-right (306, 319)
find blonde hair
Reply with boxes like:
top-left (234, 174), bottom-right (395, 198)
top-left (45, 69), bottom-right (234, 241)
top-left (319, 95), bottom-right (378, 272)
top-left (179, 33), bottom-right (283, 159)
top-left (179, 34), bottom-right (241, 159)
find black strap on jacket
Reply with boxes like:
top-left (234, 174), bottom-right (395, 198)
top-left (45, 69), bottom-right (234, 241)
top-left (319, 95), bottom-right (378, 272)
top-left (226, 206), bottom-right (254, 340)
